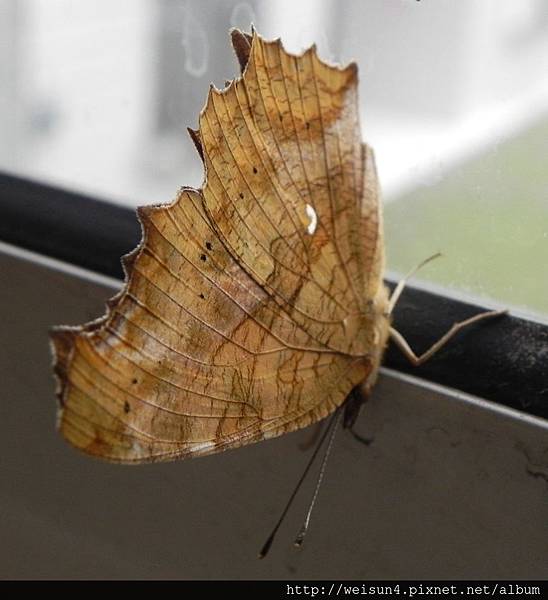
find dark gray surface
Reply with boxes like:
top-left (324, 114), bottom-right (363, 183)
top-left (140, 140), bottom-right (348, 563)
top-left (1, 246), bottom-right (547, 579)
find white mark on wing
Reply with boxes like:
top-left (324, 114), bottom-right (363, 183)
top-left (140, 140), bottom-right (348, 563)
top-left (305, 203), bottom-right (318, 235)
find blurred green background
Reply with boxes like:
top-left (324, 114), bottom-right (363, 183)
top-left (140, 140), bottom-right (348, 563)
top-left (385, 115), bottom-right (548, 318)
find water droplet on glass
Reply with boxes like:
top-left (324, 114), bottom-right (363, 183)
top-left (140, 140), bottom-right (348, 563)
top-left (230, 3), bottom-right (257, 30)
top-left (180, 5), bottom-right (209, 78)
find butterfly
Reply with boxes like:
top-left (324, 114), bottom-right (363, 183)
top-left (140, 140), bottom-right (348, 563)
top-left (51, 28), bottom-right (504, 466)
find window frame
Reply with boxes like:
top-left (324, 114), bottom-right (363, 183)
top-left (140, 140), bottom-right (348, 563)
top-left (1, 170), bottom-right (546, 420)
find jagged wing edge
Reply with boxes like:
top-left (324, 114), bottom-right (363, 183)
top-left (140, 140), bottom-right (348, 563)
top-left (50, 27), bottom-right (359, 419)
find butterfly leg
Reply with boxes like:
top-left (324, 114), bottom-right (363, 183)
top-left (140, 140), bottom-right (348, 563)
top-left (388, 252), bottom-right (507, 365)
top-left (349, 428), bottom-right (374, 447)
top-left (389, 309), bottom-right (507, 366)
top-left (343, 386), bottom-right (374, 446)
top-left (387, 252), bottom-right (442, 315)
top-left (298, 421), bottom-right (324, 451)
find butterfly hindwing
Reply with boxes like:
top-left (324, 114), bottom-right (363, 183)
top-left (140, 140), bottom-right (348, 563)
top-left (50, 30), bottom-right (385, 463)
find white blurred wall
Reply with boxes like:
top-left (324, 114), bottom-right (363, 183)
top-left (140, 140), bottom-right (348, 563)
top-left (1, 0), bottom-right (547, 204)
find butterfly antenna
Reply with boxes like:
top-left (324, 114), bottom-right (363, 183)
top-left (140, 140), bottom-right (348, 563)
top-left (294, 407), bottom-right (342, 549)
top-left (258, 409), bottom-right (339, 559)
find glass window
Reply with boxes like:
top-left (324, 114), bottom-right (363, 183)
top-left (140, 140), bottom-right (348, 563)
top-left (2, 0), bottom-right (547, 314)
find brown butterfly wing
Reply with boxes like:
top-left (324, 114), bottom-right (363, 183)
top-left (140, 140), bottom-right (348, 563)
top-left (50, 31), bottom-right (385, 463)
